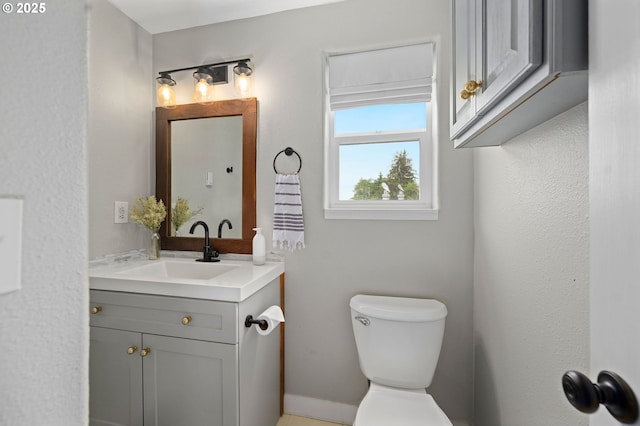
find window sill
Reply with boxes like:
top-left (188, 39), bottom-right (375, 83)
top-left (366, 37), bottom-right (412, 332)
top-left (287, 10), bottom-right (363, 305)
top-left (324, 207), bottom-right (438, 221)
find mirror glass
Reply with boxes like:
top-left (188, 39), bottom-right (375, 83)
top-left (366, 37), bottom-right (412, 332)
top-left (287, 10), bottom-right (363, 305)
top-left (156, 98), bottom-right (257, 254)
top-left (171, 116), bottom-right (243, 239)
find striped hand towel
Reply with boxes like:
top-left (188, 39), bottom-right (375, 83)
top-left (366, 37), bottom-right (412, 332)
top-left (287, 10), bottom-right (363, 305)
top-left (273, 173), bottom-right (305, 251)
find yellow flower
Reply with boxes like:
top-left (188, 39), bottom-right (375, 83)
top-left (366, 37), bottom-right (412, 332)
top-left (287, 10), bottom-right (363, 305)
top-left (130, 195), bottom-right (167, 232)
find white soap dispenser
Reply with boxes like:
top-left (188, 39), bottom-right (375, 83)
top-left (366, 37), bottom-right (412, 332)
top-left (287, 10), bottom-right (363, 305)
top-left (252, 227), bottom-right (266, 265)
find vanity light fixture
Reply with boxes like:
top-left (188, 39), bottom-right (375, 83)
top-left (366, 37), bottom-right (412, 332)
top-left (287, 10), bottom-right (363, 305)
top-left (193, 66), bottom-right (227, 104)
top-left (156, 72), bottom-right (177, 109)
top-left (156, 58), bottom-right (251, 108)
top-left (233, 60), bottom-right (254, 97)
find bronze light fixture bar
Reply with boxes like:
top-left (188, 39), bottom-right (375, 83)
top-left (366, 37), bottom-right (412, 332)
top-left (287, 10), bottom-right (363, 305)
top-left (156, 58), bottom-right (253, 108)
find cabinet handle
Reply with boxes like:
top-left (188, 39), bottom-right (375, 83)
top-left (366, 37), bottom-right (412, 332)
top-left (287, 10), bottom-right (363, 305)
top-left (464, 80), bottom-right (482, 92)
top-left (181, 315), bottom-right (193, 325)
top-left (90, 306), bottom-right (102, 314)
top-left (140, 348), bottom-right (151, 357)
top-left (460, 80), bottom-right (482, 100)
top-left (127, 346), bottom-right (138, 355)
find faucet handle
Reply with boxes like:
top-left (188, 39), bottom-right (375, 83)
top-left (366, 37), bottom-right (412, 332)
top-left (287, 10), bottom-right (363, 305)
top-left (197, 247), bottom-right (220, 263)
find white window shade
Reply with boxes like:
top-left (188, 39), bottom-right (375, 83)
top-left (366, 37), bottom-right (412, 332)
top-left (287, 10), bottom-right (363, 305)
top-left (329, 43), bottom-right (434, 109)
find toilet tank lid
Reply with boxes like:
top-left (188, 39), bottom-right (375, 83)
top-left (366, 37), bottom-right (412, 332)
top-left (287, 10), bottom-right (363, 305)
top-left (350, 295), bottom-right (447, 322)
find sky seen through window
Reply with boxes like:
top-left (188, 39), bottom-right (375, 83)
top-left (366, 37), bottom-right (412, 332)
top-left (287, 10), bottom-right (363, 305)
top-left (335, 103), bottom-right (426, 199)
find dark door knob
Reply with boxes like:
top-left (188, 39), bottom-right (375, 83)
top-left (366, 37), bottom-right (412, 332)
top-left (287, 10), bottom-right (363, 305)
top-left (562, 370), bottom-right (638, 423)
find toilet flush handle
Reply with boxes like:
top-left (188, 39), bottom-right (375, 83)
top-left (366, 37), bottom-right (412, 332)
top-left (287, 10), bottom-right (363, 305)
top-left (355, 316), bottom-right (370, 326)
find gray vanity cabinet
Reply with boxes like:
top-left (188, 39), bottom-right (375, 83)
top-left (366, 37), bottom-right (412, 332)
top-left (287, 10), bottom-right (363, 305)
top-left (89, 277), bottom-right (281, 426)
top-left (142, 334), bottom-right (238, 426)
top-left (90, 327), bottom-right (143, 425)
top-left (451, 0), bottom-right (588, 148)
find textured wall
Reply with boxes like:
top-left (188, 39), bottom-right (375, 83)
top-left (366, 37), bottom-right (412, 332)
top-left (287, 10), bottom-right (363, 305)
top-left (153, 0), bottom-right (474, 423)
top-left (88, 0), bottom-right (153, 258)
top-left (473, 103), bottom-right (589, 426)
top-left (0, 1), bottom-right (89, 424)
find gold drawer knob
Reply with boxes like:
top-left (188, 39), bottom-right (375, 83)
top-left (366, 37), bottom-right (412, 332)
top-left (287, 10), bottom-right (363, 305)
top-left (140, 348), bottom-right (151, 357)
top-left (90, 306), bottom-right (102, 315)
top-left (127, 346), bottom-right (138, 355)
top-left (181, 315), bottom-right (192, 325)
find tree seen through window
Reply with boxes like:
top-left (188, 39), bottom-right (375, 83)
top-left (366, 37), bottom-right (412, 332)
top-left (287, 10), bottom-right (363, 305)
top-left (352, 149), bottom-right (419, 200)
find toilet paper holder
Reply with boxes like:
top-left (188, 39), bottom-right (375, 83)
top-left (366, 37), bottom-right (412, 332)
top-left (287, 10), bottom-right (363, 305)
top-left (245, 315), bottom-right (269, 330)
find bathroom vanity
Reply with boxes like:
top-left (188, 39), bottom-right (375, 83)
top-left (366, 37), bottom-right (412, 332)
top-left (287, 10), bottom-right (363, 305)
top-left (88, 257), bottom-right (285, 426)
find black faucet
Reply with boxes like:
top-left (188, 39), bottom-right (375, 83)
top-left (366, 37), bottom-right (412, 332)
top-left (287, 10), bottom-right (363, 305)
top-left (218, 219), bottom-right (233, 238)
top-left (189, 221), bottom-right (219, 262)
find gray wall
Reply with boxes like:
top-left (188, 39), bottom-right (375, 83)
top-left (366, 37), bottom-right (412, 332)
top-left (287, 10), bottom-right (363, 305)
top-left (88, 0), bottom-right (153, 258)
top-left (153, 0), bottom-right (474, 423)
top-left (0, 1), bottom-right (89, 424)
top-left (473, 103), bottom-right (590, 426)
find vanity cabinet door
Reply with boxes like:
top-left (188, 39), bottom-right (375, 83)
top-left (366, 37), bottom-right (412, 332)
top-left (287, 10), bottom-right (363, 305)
top-left (89, 327), bottom-right (143, 426)
top-left (142, 334), bottom-right (239, 426)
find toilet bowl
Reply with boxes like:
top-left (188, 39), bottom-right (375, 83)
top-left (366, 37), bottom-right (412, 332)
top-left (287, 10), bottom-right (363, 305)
top-left (350, 295), bottom-right (452, 426)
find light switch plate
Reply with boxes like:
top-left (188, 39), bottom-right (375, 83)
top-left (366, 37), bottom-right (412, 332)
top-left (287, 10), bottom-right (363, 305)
top-left (0, 198), bottom-right (23, 295)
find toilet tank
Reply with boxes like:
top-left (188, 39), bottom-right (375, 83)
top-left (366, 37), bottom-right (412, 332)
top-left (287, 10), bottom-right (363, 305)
top-left (350, 295), bottom-right (447, 389)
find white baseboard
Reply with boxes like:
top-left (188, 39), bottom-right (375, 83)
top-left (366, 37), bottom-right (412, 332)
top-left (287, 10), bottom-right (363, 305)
top-left (284, 393), bottom-right (358, 425)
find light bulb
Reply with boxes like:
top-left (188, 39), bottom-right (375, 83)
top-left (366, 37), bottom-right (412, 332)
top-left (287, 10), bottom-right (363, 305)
top-left (234, 73), bottom-right (253, 97)
top-left (157, 83), bottom-right (176, 109)
top-left (233, 61), bottom-right (254, 97)
top-left (237, 74), bottom-right (249, 94)
top-left (193, 78), bottom-right (213, 104)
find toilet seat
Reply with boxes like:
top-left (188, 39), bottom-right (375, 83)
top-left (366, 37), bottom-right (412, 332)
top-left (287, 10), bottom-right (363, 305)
top-left (353, 384), bottom-right (452, 426)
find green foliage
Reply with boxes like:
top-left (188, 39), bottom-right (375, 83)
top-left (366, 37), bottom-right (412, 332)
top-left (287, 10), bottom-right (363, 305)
top-left (351, 150), bottom-right (419, 200)
top-left (353, 172), bottom-right (385, 200)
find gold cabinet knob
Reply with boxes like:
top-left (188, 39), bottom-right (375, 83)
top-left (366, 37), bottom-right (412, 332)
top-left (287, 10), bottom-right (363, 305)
top-left (460, 80), bottom-right (482, 100)
top-left (127, 346), bottom-right (138, 355)
top-left (464, 80), bottom-right (482, 92)
top-left (181, 315), bottom-right (192, 326)
top-left (140, 348), bottom-right (151, 357)
top-left (90, 306), bottom-right (102, 315)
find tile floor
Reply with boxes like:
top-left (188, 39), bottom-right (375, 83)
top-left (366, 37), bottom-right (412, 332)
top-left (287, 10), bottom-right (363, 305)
top-left (277, 414), bottom-right (351, 426)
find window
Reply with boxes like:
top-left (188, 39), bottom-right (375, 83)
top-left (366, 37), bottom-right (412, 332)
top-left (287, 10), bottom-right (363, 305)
top-left (324, 43), bottom-right (438, 220)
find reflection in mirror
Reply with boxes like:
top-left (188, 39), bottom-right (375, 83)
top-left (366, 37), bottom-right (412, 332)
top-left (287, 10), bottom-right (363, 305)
top-left (156, 98), bottom-right (257, 254)
top-left (171, 116), bottom-right (243, 239)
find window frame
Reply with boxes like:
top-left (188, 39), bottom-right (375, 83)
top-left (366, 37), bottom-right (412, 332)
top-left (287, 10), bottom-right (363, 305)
top-left (323, 47), bottom-right (439, 221)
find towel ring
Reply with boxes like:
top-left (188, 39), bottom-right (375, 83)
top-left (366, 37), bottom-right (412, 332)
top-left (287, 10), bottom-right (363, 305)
top-left (273, 147), bottom-right (302, 174)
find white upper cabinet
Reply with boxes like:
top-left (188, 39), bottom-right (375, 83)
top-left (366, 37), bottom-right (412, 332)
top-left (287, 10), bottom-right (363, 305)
top-left (451, 0), bottom-right (588, 148)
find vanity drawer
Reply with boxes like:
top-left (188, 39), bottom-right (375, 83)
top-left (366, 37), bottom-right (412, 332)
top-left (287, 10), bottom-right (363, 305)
top-left (89, 290), bottom-right (237, 344)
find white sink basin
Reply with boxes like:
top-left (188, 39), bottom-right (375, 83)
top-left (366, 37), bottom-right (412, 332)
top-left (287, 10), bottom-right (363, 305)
top-left (118, 260), bottom-right (238, 280)
top-left (89, 257), bottom-right (285, 302)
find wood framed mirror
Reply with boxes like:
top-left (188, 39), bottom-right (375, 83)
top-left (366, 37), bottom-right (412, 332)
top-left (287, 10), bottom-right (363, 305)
top-left (156, 98), bottom-right (257, 254)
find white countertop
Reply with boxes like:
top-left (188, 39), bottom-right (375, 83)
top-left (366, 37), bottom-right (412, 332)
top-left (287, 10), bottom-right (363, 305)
top-left (89, 254), bottom-right (284, 302)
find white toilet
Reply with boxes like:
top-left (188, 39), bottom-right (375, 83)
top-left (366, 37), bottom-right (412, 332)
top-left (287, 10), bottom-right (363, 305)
top-left (350, 295), bottom-right (452, 426)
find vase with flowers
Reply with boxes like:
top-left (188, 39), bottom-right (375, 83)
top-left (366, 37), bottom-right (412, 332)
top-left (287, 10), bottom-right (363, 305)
top-left (130, 195), bottom-right (167, 260)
